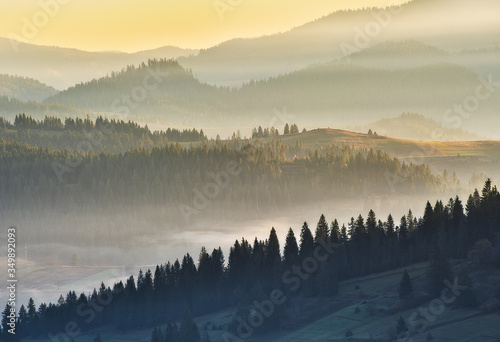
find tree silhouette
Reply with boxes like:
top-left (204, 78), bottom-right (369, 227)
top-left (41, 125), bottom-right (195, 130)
top-left (399, 269), bottom-right (413, 299)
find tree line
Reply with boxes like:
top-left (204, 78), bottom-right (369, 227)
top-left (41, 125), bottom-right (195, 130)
top-left (1, 114), bottom-right (206, 150)
top-left (0, 137), bottom-right (452, 244)
top-left (1, 180), bottom-right (498, 340)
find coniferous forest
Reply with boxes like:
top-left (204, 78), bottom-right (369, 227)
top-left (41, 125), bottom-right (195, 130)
top-left (1, 180), bottom-right (499, 340)
top-left (0, 119), bottom-right (455, 245)
top-left (1, 1), bottom-right (500, 341)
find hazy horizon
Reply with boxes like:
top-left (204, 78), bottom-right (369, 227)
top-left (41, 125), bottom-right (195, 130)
top-left (1, 0), bottom-right (409, 52)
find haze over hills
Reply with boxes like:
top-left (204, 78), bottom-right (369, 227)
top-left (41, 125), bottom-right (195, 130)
top-left (1, 0), bottom-right (498, 90)
top-left (0, 37), bottom-right (197, 89)
top-left (345, 113), bottom-right (484, 141)
top-left (43, 58), bottom-right (500, 138)
top-left (0, 73), bottom-right (58, 102)
top-left (178, 0), bottom-right (500, 86)
top-left (274, 127), bottom-right (500, 183)
top-left (2, 1), bottom-right (500, 341)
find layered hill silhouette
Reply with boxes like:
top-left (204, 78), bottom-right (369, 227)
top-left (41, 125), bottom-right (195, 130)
top-left (0, 73), bottom-right (58, 102)
top-left (0, 37), bottom-right (197, 89)
top-left (1, 0), bottom-right (498, 88)
top-left (44, 57), bottom-right (500, 138)
top-left (178, 0), bottom-right (500, 85)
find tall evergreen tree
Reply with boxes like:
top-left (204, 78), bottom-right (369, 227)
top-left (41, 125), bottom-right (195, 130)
top-left (283, 228), bottom-right (299, 268)
top-left (396, 316), bottom-right (409, 335)
top-left (267, 228), bottom-right (281, 264)
top-left (299, 222), bottom-right (314, 260)
top-left (180, 311), bottom-right (200, 342)
top-left (315, 214), bottom-right (329, 243)
top-left (150, 327), bottom-right (163, 342)
top-left (399, 269), bottom-right (413, 299)
top-left (330, 219), bottom-right (340, 243)
top-left (428, 242), bottom-right (453, 298)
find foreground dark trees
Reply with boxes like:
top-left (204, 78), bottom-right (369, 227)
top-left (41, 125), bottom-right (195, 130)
top-left (1, 180), bottom-right (499, 340)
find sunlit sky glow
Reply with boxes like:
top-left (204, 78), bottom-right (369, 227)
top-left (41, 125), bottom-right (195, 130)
top-left (1, 0), bottom-right (406, 52)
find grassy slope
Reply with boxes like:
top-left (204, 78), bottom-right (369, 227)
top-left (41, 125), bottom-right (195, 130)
top-left (22, 260), bottom-right (500, 342)
top-left (272, 128), bottom-right (500, 182)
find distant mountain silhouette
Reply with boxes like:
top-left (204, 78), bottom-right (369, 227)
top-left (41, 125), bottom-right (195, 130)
top-left (44, 58), bottom-right (500, 138)
top-left (178, 0), bottom-right (500, 85)
top-left (0, 73), bottom-right (58, 102)
top-left (1, 0), bottom-right (498, 88)
top-left (0, 37), bottom-right (197, 89)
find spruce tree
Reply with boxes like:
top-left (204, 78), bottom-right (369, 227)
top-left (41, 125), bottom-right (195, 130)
top-left (396, 316), bottom-right (409, 335)
top-left (330, 219), bottom-right (340, 243)
top-left (150, 327), bottom-right (163, 342)
top-left (267, 227), bottom-right (281, 264)
top-left (428, 242), bottom-right (453, 298)
top-left (284, 123), bottom-right (290, 135)
top-left (315, 214), bottom-right (329, 243)
top-left (399, 269), bottom-right (413, 299)
top-left (299, 222), bottom-right (314, 260)
top-left (283, 228), bottom-right (299, 267)
top-left (180, 311), bottom-right (200, 342)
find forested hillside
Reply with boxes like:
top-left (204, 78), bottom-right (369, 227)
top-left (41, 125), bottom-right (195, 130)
top-left (0, 96), bottom-right (89, 121)
top-left (4, 180), bottom-right (499, 340)
top-left (0, 137), bottom-right (452, 244)
top-left (43, 59), bottom-right (500, 138)
top-left (0, 114), bottom-right (206, 153)
top-left (0, 74), bottom-right (58, 102)
top-left (45, 59), bottom-right (223, 123)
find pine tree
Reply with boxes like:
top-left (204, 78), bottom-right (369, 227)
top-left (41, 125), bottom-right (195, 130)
top-left (93, 333), bottom-right (102, 342)
top-left (284, 123), bottom-right (290, 135)
top-left (366, 210), bottom-right (377, 236)
top-left (17, 305), bottom-right (28, 337)
top-left (180, 311), bottom-right (200, 342)
top-left (340, 224), bottom-right (348, 243)
top-left (267, 228), bottom-right (281, 264)
top-left (421, 201), bottom-right (434, 238)
top-left (386, 215), bottom-right (395, 238)
top-left (330, 219), bottom-right (340, 243)
top-left (399, 215), bottom-right (409, 248)
top-left (27, 298), bottom-right (37, 329)
top-left (399, 269), bottom-right (413, 299)
top-left (150, 327), bottom-right (163, 342)
top-left (428, 242), bottom-right (453, 298)
top-left (315, 214), bottom-right (329, 243)
top-left (283, 228), bottom-right (299, 267)
top-left (165, 323), bottom-right (175, 342)
top-left (395, 316), bottom-right (409, 335)
top-left (299, 222), bottom-right (314, 260)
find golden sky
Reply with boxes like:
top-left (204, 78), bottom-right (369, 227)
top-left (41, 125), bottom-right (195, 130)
top-left (1, 0), bottom-right (406, 52)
